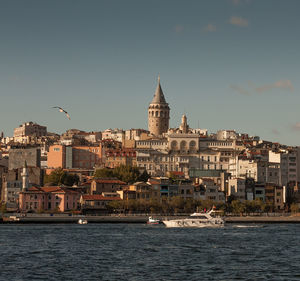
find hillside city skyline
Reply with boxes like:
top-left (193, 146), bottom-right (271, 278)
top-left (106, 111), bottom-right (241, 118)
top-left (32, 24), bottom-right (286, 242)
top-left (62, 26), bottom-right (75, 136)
top-left (1, 2), bottom-right (300, 280)
top-left (1, 76), bottom-right (288, 147)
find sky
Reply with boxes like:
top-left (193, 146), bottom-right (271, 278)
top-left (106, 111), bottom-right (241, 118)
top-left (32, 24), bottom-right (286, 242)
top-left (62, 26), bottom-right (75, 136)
top-left (0, 0), bottom-right (300, 145)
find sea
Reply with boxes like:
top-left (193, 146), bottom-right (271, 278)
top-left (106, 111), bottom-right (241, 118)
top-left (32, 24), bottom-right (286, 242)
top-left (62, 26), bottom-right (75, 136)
top-left (0, 223), bottom-right (300, 281)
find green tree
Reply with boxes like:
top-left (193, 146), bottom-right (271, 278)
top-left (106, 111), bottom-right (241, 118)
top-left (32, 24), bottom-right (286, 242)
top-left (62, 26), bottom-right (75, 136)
top-left (290, 203), bottom-right (299, 213)
top-left (262, 202), bottom-right (274, 213)
top-left (149, 199), bottom-right (161, 214)
top-left (127, 199), bottom-right (138, 213)
top-left (114, 165), bottom-right (140, 183)
top-left (107, 200), bottom-right (125, 213)
top-left (94, 165), bottom-right (149, 184)
top-left (138, 170), bottom-right (150, 182)
top-left (94, 168), bottom-right (114, 178)
top-left (183, 199), bottom-right (196, 213)
top-left (254, 198), bottom-right (265, 213)
top-left (231, 200), bottom-right (245, 215)
top-left (44, 168), bottom-right (79, 186)
top-left (169, 196), bottom-right (185, 213)
top-left (0, 203), bottom-right (7, 213)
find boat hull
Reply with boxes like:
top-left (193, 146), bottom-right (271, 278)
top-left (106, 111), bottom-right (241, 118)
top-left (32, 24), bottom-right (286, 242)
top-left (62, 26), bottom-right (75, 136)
top-left (163, 218), bottom-right (224, 228)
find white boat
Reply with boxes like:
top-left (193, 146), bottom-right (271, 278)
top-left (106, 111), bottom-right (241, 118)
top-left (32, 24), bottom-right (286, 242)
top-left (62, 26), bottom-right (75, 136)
top-left (147, 216), bottom-right (161, 224)
top-left (162, 210), bottom-right (224, 228)
top-left (78, 218), bottom-right (88, 224)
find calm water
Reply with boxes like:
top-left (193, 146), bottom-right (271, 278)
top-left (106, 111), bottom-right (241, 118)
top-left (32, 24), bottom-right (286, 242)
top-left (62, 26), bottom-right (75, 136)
top-left (0, 223), bottom-right (300, 281)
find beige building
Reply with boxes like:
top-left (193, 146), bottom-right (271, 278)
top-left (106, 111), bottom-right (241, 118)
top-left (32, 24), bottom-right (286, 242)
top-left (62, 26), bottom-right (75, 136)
top-left (90, 179), bottom-right (127, 194)
top-left (229, 157), bottom-right (280, 185)
top-left (14, 122), bottom-right (47, 140)
top-left (265, 184), bottom-right (285, 210)
top-left (129, 182), bottom-right (160, 201)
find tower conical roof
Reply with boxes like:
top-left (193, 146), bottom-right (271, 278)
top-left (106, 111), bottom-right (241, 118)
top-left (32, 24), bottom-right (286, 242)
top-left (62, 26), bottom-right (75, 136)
top-left (151, 76), bottom-right (167, 104)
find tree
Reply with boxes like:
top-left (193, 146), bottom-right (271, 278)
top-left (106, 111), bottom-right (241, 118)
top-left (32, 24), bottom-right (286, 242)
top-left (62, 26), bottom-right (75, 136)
top-left (149, 199), bottom-right (161, 214)
top-left (183, 199), bottom-right (196, 213)
top-left (0, 203), bottom-right (7, 213)
top-left (254, 198), bottom-right (265, 213)
top-left (139, 170), bottom-right (150, 182)
top-left (44, 168), bottom-right (79, 186)
top-left (169, 196), bottom-right (185, 213)
top-left (262, 202), bottom-right (274, 213)
top-left (107, 200), bottom-right (125, 213)
top-left (231, 200), bottom-right (245, 215)
top-left (94, 165), bottom-right (150, 184)
top-left (94, 168), bottom-right (114, 178)
top-left (113, 165), bottom-right (140, 183)
top-left (290, 203), bottom-right (299, 214)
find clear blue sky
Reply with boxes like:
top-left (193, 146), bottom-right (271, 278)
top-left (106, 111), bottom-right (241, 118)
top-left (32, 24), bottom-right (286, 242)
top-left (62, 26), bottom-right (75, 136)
top-left (1, 0), bottom-right (299, 145)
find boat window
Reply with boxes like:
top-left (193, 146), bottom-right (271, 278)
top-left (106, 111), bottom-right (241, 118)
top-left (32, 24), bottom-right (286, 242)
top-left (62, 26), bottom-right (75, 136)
top-left (191, 216), bottom-right (207, 219)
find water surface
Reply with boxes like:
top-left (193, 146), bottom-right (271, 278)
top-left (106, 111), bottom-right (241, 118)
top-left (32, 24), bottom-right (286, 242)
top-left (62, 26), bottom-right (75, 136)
top-left (0, 223), bottom-right (299, 280)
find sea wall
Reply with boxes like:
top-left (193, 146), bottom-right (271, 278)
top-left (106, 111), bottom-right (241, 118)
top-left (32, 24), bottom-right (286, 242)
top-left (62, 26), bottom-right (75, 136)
top-left (1, 213), bottom-right (300, 224)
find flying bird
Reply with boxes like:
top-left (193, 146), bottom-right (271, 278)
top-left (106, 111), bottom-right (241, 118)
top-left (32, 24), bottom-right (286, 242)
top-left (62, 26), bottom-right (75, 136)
top-left (52, 106), bottom-right (71, 120)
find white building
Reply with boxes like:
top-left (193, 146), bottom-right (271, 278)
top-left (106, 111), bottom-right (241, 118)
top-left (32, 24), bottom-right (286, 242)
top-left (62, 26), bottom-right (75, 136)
top-left (229, 157), bottom-right (280, 185)
top-left (280, 150), bottom-right (298, 186)
top-left (102, 129), bottom-right (124, 143)
top-left (216, 130), bottom-right (237, 140)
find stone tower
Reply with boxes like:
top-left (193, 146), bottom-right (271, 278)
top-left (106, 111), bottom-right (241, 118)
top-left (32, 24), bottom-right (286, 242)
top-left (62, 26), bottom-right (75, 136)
top-left (21, 161), bottom-right (29, 191)
top-left (148, 76), bottom-right (170, 136)
top-left (179, 114), bottom-right (189, 133)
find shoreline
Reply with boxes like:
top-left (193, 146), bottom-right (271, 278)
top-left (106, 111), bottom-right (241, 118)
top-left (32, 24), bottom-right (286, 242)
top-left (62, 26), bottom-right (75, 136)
top-left (1, 214), bottom-right (300, 224)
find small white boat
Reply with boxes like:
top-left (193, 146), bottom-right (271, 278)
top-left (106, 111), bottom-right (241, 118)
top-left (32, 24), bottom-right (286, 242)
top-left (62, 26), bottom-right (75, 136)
top-left (78, 218), bottom-right (88, 224)
top-left (163, 209), bottom-right (224, 228)
top-left (147, 216), bottom-right (160, 224)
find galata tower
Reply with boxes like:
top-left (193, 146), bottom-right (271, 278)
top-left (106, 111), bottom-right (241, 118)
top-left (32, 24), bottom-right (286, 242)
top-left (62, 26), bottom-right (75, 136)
top-left (148, 76), bottom-right (170, 136)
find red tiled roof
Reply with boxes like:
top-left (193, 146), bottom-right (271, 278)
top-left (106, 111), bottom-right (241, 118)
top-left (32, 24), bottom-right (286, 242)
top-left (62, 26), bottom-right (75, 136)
top-left (170, 171), bottom-right (184, 176)
top-left (82, 195), bottom-right (121, 201)
top-left (25, 186), bottom-right (79, 194)
top-left (41, 186), bottom-right (62, 193)
top-left (27, 186), bottom-right (43, 192)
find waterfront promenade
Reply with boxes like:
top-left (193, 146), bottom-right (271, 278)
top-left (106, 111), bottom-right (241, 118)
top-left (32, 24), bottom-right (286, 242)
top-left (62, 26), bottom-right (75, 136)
top-left (1, 213), bottom-right (300, 224)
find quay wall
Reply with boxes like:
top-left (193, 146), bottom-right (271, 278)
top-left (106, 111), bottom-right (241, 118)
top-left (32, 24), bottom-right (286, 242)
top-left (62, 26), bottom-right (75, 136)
top-left (1, 213), bottom-right (300, 223)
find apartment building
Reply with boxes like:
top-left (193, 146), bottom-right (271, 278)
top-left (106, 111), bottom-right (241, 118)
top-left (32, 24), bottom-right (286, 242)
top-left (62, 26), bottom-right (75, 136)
top-left (47, 144), bottom-right (102, 169)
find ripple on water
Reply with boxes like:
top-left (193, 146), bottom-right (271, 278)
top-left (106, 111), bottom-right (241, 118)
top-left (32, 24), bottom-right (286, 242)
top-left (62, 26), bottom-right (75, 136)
top-left (0, 224), bottom-right (300, 280)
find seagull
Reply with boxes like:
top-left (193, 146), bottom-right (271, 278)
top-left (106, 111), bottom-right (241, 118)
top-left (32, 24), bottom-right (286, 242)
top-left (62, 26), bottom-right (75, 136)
top-left (52, 106), bottom-right (71, 120)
